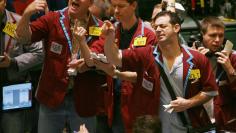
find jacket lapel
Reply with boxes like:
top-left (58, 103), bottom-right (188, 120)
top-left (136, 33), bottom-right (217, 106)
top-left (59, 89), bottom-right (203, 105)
top-left (182, 46), bottom-right (194, 96)
top-left (153, 46), bottom-right (163, 67)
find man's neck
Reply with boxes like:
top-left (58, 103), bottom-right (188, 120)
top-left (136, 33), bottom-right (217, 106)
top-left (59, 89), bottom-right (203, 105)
top-left (69, 11), bottom-right (89, 22)
top-left (121, 15), bottom-right (137, 30)
top-left (159, 39), bottom-right (182, 71)
top-left (160, 39), bottom-right (182, 59)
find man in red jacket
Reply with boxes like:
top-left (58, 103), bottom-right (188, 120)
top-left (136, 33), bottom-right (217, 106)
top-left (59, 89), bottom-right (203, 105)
top-left (91, 0), bottom-right (157, 132)
top-left (76, 0), bottom-right (157, 132)
top-left (195, 16), bottom-right (236, 132)
top-left (103, 11), bottom-right (218, 132)
top-left (15, 0), bottom-right (106, 133)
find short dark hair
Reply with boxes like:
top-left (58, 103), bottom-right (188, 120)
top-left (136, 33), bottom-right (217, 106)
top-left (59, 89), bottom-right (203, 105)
top-left (200, 16), bottom-right (225, 34)
top-left (133, 115), bottom-right (161, 133)
top-left (127, 0), bottom-right (137, 4)
top-left (153, 11), bottom-right (182, 26)
top-left (109, 0), bottom-right (136, 4)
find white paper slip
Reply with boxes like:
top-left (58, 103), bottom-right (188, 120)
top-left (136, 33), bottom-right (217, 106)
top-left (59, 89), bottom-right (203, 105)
top-left (91, 52), bottom-right (100, 60)
top-left (163, 104), bottom-right (174, 113)
top-left (91, 52), bottom-right (108, 63)
top-left (67, 68), bottom-right (77, 76)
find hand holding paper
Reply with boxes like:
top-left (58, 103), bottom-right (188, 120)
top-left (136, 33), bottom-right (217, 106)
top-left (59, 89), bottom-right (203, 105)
top-left (91, 52), bottom-right (108, 63)
top-left (163, 104), bottom-right (174, 113)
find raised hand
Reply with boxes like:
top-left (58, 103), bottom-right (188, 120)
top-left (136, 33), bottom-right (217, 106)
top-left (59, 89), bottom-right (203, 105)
top-left (101, 20), bottom-right (115, 38)
top-left (215, 51), bottom-right (233, 73)
top-left (23, 0), bottom-right (48, 16)
top-left (73, 19), bottom-right (87, 47)
top-left (197, 46), bottom-right (210, 55)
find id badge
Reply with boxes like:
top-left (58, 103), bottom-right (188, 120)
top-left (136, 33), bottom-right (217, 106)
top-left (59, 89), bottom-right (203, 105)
top-left (50, 42), bottom-right (63, 55)
top-left (133, 37), bottom-right (147, 47)
top-left (189, 69), bottom-right (201, 80)
top-left (3, 22), bottom-right (17, 38)
top-left (89, 26), bottom-right (102, 36)
top-left (142, 72), bottom-right (154, 92)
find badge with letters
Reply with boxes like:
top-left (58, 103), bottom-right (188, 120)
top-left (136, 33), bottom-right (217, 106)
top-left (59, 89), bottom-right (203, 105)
top-left (142, 77), bottom-right (153, 91)
top-left (189, 69), bottom-right (201, 80)
top-left (133, 37), bottom-right (147, 47)
top-left (89, 26), bottom-right (102, 36)
top-left (3, 22), bottom-right (17, 38)
top-left (50, 42), bottom-right (63, 55)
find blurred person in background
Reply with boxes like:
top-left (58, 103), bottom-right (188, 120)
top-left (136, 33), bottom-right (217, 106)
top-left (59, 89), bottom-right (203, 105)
top-left (0, 0), bottom-right (44, 133)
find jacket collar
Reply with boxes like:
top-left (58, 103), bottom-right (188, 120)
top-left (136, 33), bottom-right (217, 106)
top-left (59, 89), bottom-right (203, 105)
top-left (153, 45), bottom-right (194, 94)
top-left (115, 19), bottom-right (145, 48)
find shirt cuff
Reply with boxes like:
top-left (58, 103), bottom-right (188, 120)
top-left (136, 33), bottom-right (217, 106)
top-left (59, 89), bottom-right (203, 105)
top-left (201, 91), bottom-right (218, 97)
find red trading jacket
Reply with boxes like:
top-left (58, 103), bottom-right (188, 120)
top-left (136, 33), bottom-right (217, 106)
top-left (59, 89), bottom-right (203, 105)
top-left (214, 52), bottom-right (236, 132)
top-left (122, 46), bottom-right (218, 130)
top-left (91, 19), bottom-right (157, 133)
top-left (30, 8), bottom-right (106, 116)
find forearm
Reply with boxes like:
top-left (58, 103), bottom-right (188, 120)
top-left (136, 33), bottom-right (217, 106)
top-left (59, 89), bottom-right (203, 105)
top-left (16, 13), bottom-right (32, 43)
top-left (188, 92), bottom-right (213, 109)
top-left (104, 36), bottom-right (122, 67)
top-left (78, 40), bottom-right (94, 67)
top-left (115, 71), bottom-right (137, 83)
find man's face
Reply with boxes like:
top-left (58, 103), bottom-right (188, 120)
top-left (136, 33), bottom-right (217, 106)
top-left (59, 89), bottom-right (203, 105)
top-left (153, 15), bottom-right (179, 44)
top-left (68, 0), bottom-right (92, 18)
top-left (202, 26), bottom-right (224, 52)
top-left (111, 0), bottom-right (135, 23)
top-left (0, 0), bottom-right (6, 13)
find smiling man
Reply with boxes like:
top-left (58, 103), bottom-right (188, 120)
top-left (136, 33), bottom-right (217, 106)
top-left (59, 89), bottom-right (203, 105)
top-left (16, 0), bottom-right (106, 133)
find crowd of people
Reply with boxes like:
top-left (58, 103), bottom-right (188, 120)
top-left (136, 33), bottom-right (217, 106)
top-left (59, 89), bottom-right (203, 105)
top-left (0, 0), bottom-right (235, 133)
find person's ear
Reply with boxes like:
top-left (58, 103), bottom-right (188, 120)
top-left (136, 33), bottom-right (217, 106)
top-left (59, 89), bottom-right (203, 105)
top-left (174, 24), bottom-right (180, 33)
top-left (131, 1), bottom-right (137, 10)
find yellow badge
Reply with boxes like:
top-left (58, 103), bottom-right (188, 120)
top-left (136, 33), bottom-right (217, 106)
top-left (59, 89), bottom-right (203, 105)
top-left (89, 26), bottom-right (102, 36)
top-left (3, 22), bottom-right (17, 38)
top-left (133, 37), bottom-right (147, 46)
top-left (189, 69), bottom-right (201, 80)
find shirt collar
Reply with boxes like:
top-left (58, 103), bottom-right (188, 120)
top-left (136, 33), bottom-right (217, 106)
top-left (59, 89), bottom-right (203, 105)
top-left (120, 20), bottom-right (138, 35)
